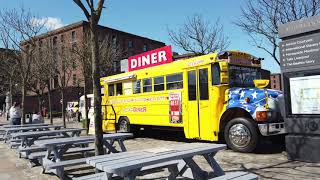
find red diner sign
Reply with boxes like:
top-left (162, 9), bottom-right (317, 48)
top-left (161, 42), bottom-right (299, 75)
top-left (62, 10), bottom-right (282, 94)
top-left (128, 45), bottom-right (173, 71)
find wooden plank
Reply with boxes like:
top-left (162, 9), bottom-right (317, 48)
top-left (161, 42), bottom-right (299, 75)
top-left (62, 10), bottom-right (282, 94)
top-left (209, 171), bottom-right (258, 180)
top-left (72, 172), bottom-right (106, 180)
top-left (5, 125), bottom-right (62, 132)
top-left (34, 133), bottom-right (132, 147)
top-left (100, 144), bottom-right (225, 173)
top-left (2, 123), bottom-right (50, 128)
top-left (29, 147), bottom-right (95, 160)
top-left (45, 158), bottom-right (87, 170)
top-left (11, 128), bottom-right (85, 138)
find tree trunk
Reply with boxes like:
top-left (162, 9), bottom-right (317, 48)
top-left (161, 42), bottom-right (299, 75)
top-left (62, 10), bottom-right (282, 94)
top-left (61, 88), bottom-right (66, 128)
top-left (84, 79), bottom-right (89, 134)
top-left (47, 82), bottom-right (53, 124)
top-left (91, 22), bottom-right (104, 156)
top-left (21, 80), bottom-right (26, 124)
top-left (37, 93), bottom-right (42, 114)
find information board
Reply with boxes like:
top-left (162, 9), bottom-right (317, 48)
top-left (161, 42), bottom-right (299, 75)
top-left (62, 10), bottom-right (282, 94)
top-left (290, 75), bottom-right (320, 114)
top-left (280, 33), bottom-right (320, 70)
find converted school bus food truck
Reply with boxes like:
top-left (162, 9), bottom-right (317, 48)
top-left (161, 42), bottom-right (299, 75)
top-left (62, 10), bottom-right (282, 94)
top-left (100, 45), bottom-right (286, 152)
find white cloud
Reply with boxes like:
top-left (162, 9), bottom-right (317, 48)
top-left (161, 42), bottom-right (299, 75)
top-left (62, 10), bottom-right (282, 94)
top-left (31, 17), bottom-right (64, 31)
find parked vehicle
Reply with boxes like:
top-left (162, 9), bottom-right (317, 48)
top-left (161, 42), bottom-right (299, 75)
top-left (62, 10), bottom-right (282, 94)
top-left (100, 50), bottom-right (286, 152)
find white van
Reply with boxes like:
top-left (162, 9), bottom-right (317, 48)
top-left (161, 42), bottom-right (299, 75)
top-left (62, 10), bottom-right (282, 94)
top-left (79, 94), bottom-right (94, 120)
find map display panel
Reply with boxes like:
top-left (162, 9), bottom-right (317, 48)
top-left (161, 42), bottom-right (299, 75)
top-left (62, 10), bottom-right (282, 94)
top-left (290, 75), bottom-right (320, 114)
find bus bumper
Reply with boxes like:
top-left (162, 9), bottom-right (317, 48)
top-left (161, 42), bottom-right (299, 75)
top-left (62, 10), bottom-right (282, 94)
top-left (258, 122), bottom-right (286, 136)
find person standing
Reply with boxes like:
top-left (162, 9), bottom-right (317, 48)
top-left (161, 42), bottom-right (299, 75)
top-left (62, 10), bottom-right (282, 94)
top-left (9, 102), bottom-right (22, 125)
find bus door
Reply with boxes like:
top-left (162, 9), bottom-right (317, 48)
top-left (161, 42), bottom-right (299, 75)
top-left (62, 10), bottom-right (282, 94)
top-left (186, 67), bottom-right (210, 139)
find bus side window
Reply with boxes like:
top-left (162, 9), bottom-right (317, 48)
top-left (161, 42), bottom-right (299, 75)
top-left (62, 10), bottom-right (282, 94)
top-left (211, 63), bottom-right (221, 85)
top-left (166, 73), bottom-right (183, 90)
top-left (154, 76), bottom-right (164, 91)
top-left (116, 83), bottom-right (123, 95)
top-left (143, 78), bottom-right (152, 92)
top-left (133, 80), bottom-right (141, 94)
top-left (123, 82), bottom-right (133, 95)
top-left (108, 84), bottom-right (114, 96)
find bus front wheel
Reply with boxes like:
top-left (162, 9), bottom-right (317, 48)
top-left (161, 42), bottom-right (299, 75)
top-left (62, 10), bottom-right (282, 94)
top-left (118, 117), bottom-right (130, 133)
top-left (224, 117), bottom-right (259, 153)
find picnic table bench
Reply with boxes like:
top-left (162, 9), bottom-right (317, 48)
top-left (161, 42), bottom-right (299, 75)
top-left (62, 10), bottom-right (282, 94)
top-left (34, 133), bottom-right (133, 179)
top-left (11, 128), bottom-right (85, 157)
top-left (3, 125), bottom-right (62, 142)
top-left (82, 143), bottom-right (257, 180)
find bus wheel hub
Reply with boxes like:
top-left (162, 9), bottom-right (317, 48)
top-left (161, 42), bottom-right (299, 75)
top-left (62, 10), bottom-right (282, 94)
top-left (229, 124), bottom-right (251, 148)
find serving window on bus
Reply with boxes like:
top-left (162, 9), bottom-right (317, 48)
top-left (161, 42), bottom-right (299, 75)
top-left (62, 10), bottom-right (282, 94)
top-left (229, 65), bottom-right (261, 87)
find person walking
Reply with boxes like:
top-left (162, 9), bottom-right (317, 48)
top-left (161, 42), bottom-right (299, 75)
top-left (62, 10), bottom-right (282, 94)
top-left (9, 102), bottom-right (22, 125)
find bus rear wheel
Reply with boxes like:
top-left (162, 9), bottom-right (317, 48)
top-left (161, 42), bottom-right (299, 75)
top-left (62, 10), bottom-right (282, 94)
top-left (118, 117), bottom-right (130, 132)
top-left (224, 117), bottom-right (258, 153)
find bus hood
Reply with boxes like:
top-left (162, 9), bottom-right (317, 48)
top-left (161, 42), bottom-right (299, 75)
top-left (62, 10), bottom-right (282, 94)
top-left (226, 88), bottom-right (283, 120)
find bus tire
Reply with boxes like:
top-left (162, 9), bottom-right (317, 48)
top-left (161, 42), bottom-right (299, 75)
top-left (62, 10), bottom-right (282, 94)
top-left (118, 117), bottom-right (130, 133)
top-left (224, 117), bottom-right (258, 153)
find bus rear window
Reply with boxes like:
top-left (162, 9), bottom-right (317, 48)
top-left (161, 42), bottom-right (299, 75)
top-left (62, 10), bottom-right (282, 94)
top-left (133, 80), bottom-right (141, 94)
top-left (108, 84), bottom-right (114, 96)
top-left (166, 73), bottom-right (183, 90)
top-left (154, 76), bottom-right (164, 91)
top-left (143, 78), bottom-right (152, 92)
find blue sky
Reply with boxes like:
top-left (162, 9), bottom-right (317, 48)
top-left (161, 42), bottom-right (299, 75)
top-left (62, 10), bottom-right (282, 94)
top-left (0, 0), bottom-right (280, 73)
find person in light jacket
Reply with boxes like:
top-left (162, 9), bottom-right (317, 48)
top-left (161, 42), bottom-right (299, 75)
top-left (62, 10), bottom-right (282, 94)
top-left (9, 102), bottom-right (22, 125)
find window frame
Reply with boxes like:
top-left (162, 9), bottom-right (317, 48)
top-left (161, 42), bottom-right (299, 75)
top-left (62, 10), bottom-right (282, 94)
top-left (154, 76), bottom-right (165, 92)
top-left (166, 73), bottom-right (183, 90)
top-left (143, 78), bottom-right (153, 93)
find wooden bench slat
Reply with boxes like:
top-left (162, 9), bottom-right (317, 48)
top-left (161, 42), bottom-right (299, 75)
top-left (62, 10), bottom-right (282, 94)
top-left (45, 158), bottom-right (87, 170)
top-left (209, 171), bottom-right (258, 180)
top-left (73, 172), bottom-right (106, 180)
top-left (29, 147), bottom-right (95, 160)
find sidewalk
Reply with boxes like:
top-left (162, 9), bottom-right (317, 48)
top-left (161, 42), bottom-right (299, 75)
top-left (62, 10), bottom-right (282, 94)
top-left (0, 116), bottom-right (319, 179)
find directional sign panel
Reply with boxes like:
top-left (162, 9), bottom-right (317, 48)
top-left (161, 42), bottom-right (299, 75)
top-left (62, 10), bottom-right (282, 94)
top-left (280, 33), bottom-right (320, 70)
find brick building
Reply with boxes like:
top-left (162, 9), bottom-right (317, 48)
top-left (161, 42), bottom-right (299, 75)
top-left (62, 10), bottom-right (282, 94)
top-left (270, 73), bottom-right (282, 91)
top-left (21, 21), bottom-right (165, 112)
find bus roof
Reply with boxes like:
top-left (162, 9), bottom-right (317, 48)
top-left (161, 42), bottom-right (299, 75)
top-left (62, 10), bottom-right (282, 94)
top-left (101, 51), bottom-right (261, 84)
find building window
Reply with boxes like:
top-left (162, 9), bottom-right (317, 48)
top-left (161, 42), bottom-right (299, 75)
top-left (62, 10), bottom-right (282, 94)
top-left (53, 36), bottom-right (57, 46)
top-left (143, 44), bottom-right (148, 51)
top-left (154, 76), bottom-right (164, 91)
top-left (166, 73), bottom-right (183, 90)
top-left (73, 74), bottom-right (77, 86)
top-left (61, 34), bottom-right (64, 42)
top-left (72, 60), bottom-right (76, 70)
top-left (112, 35), bottom-right (117, 45)
top-left (71, 31), bottom-right (76, 41)
top-left (128, 41), bottom-right (133, 48)
top-left (143, 78), bottom-right (152, 92)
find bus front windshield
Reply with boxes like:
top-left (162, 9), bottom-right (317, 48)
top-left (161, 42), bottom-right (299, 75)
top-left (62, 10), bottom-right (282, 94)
top-left (229, 65), bottom-right (261, 88)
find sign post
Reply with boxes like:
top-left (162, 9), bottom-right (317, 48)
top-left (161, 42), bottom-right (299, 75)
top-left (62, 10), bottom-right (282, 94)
top-left (279, 16), bottom-right (320, 163)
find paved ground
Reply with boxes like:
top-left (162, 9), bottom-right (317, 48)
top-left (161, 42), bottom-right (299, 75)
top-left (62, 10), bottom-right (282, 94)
top-left (0, 116), bottom-right (319, 180)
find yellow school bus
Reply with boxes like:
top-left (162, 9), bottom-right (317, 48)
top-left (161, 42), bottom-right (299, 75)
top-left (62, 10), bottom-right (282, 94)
top-left (100, 51), bottom-right (286, 152)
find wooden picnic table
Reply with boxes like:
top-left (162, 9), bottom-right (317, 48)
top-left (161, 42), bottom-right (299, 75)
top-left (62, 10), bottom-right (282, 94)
top-left (85, 143), bottom-right (227, 180)
top-left (11, 128), bottom-right (86, 147)
top-left (34, 133), bottom-right (133, 178)
top-left (4, 125), bottom-right (62, 142)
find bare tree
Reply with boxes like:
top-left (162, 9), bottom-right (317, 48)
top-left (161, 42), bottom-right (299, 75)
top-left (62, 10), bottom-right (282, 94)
top-left (72, 31), bottom-right (123, 133)
top-left (0, 7), bottom-right (45, 124)
top-left (30, 39), bottom-right (56, 124)
top-left (235, 0), bottom-right (320, 66)
top-left (168, 14), bottom-right (230, 55)
top-left (73, 0), bottom-right (106, 155)
top-left (54, 45), bottom-right (76, 128)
